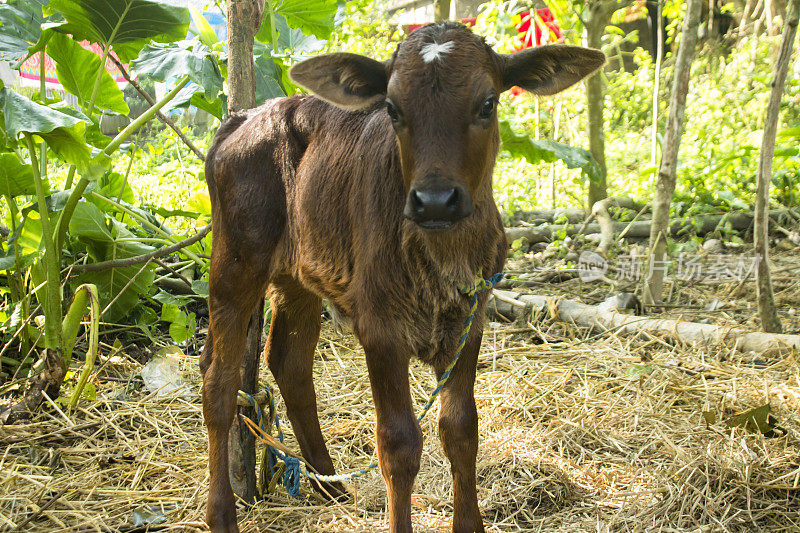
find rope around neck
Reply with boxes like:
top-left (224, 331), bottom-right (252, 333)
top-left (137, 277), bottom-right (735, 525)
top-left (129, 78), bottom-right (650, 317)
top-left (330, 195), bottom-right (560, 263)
top-left (238, 270), bottom-right (504, 496)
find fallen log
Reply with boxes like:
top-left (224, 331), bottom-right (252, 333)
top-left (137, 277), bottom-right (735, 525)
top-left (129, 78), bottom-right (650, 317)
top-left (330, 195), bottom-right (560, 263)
top-left (488, 289), bottom-right (800, 354)
top-left (505, 208), bottom-right (586, 225)
top-left (504, 209), bottom-right (797, 246)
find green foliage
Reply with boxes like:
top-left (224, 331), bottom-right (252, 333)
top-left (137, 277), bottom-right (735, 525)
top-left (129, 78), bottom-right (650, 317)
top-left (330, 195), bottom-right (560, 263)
top-left (273, 0), bottom-right (339, 40)
top-left (499, 120), bottom-right (601, 186)
top-left (47, 33), bottom-right (129, 115)
top-left (49, 0), bottom-right (191, 62)
top-left (0, 153), bottom-right (36, 197)
top-left (0, 87), bottom-right (91, 168)
top-left (131, 41), bottom-right (223, 100)
top-left (0, 0), bottom-right (52, 62)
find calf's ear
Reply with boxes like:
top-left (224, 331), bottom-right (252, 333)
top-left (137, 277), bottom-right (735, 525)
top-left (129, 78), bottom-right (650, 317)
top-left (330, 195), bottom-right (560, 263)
top-left (289, 53), bottom-right (387, 111)
top-left (500, 45), bottom-right (605, 96)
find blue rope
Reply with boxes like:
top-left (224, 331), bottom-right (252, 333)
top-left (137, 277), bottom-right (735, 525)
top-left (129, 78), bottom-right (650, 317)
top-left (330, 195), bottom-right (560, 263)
top-left (239, 270), bottom-right (504, 496)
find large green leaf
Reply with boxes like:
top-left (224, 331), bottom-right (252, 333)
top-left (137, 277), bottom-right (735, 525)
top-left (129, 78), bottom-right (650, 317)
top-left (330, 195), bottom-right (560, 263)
top-left (499, 120), bottom-right (602, 186)
top-left (131, 40), bottom-right (222, 100)
top-left (272, 0), bottom-right (337, 40)
top-left (73, 264), bottom-right (154, 323)
top-left (274, 14), bottom-right (326, 54)
top-left (253, 41), bottom-right (285, 102)
top-left (46, 32), bottom-right (129, 114)
top-left (68, 204), bottom-right (156, 322)
top-left (69, 201), bottom-right (113, 243)
top-left (168, 80), bottom-right (225, 119)
top-left (49, 0), bottom-right (190, 63)
top-left (0, 87), bottom-right (91, 168)
top-left (188, 5), bottom-right (218, 47)
top-left (0, 152), bottom-right (35, 197)
top-left (0, 0), bottom-right (49, 62)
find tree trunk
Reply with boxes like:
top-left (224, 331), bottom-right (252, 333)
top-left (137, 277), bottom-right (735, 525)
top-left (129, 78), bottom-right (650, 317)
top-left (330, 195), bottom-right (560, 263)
top-left (225, 0), bottom-right (265, 504)
top-left (227, 0), bottom-right (262, 114)
top-left (754, 0), bottom-right (798, 333)
top-left (434, 0), bottom-right (451, 22)
top-left (585, 5), bottom-right (609, 209)
top-left (650, 0), bottom-right (663, 182)
top-left (643, 0), bottom-right (702, 305)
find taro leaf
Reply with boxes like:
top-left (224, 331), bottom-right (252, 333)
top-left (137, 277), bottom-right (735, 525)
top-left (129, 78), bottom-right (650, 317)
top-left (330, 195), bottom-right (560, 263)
top-left (49, 0), bottom-right (190, 63)
top-left (70, 213), bottom-right (157, 323)
top-left (188, 5), bottom-right (218, 47)
top-left (272, 0), bottom-right (338, 40)
top-left (46, 32), bottom-right (129, 114)
top-left (154, 206), bottom-right (204, 219)
top-left (0, 0), bottom-right (50, 62)
top-left (0, 87), bottom-right (91, 168)
top-left (69, 201), bottom-right (113, 243)
top-left (499, 120), bottom-right (602, 186)
top-left (186, 191), bottom-right (211, 216)
top-left (153, 290), bottom-right (191, 307)
top-left (160, 303), bottom-right (196, 345)
top-left (97, 171), bottom-right (135, 205)
top-left (165, 82), bottom-right (224, 120)
top-left (191, 279), bottom-right (208, 297)
top-left (190, 93), bottom-right (225, 119)
top-left (0, 240), bottom-right (38, 271)
top-left (0, 152), bottom-right (36, 197)
top-left (130, 40), bottom-right (222, 100)
top-left (253, 42), bottom-right (285, 101)
top-left (274, 15), bottom-right (326, 54)
top-left (6, 209), bottom-right (50, 271)
top-left (110, 220), bottom-right (155, 257)
top-left (725, 404), bottom-right (778, 436)
top-left (72, 263), bottom-right (155, 323)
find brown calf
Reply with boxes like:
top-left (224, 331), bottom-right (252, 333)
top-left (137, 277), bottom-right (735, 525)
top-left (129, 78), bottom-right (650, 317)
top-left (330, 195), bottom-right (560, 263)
top-left (200, 22), bottom-right (603, 533)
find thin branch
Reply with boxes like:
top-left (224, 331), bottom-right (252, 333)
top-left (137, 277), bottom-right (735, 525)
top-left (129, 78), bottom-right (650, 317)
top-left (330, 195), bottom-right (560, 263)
top-left (109, 54), bottom-right (206, 161)
top-left (154, 257), bottom-right (194, 288)
top-left (71, 225), bottom-right (211, 274)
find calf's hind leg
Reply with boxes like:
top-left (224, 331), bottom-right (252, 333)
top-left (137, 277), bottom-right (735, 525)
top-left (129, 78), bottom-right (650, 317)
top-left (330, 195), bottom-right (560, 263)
top-left (202, 249), bottom-right (269, 533)
top-left (266, 278), bottom-right (346, 498)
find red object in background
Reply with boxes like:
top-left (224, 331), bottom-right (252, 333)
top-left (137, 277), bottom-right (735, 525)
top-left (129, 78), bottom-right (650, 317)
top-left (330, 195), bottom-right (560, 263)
top-left (511, 8), bottom-right (563, 96)
top-left (516, 8), bottom-right (563, 49)
top-left (407, 17), bottom-right (476, 33)
top-left (18, 41), bottom-right (129, 90)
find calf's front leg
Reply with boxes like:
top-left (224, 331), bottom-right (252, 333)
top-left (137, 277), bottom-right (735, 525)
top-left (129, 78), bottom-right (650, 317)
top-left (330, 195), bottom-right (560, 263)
top-left (364, 338), bottom-right (422, 533)
top-left (436, 323), bottom-right (485, 533)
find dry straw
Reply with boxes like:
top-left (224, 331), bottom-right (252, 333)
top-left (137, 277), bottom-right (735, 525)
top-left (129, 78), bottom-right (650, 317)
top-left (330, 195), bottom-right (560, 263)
top-left (2, 276), bottom-right (800, 531)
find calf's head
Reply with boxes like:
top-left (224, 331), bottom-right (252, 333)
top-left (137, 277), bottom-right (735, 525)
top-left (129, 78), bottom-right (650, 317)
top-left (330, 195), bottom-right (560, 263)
top-left (290, 23), bottom-right (604, 231)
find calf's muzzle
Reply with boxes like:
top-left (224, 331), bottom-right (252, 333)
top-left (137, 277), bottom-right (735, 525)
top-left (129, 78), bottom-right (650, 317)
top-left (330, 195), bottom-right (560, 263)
top-left (403, 177), bottom-right (472, 229)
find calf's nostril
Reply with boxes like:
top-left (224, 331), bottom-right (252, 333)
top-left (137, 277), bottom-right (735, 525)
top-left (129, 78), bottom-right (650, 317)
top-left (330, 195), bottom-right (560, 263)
top-left (410, 190), bottom-right (425, 213)
top-left (445, 188), bottom-right (459, 210)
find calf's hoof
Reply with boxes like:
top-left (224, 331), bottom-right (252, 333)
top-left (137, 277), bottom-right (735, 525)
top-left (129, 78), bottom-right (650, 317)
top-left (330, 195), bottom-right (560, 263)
top-left (311, 479), bottom-right (351, 502)
top-left (206, 496), bottom-right (239, 533)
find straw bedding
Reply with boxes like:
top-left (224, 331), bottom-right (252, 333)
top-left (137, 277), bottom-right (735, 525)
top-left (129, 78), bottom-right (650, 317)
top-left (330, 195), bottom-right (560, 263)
top-left (2, 265), bottom-right (800, 531)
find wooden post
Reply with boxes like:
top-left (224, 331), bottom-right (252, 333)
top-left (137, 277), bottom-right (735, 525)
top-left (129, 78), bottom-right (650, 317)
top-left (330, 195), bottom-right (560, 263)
top-left (225, 0), bottom-right (265, 504)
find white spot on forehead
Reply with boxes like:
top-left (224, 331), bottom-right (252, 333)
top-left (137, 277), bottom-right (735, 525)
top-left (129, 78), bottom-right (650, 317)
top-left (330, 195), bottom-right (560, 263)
top-left (419, 41), bottom-right (455, 63)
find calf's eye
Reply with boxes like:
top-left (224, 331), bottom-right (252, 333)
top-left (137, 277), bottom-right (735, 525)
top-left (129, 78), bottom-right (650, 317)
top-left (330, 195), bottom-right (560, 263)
top-left (386, 101), bottom-right (400, 123)
top-left (478, 97), bottom-right (497, 119)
